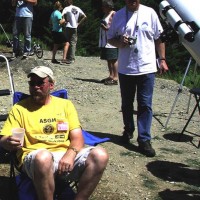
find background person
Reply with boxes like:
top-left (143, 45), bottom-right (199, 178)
top-left (50, 1), bottom-right (70, 64)
top-left (0, 66), bottom-right (109, 200)
top-left (11, 0), bottom-right (37, 59)
top-left (108, 0), bottom-right (168, 157)
top-left (62, 0), bottom-right (87, 64)
top-left (99, 0), bottom-right (118, 86)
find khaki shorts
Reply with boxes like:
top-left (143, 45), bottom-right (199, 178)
top-left (22, 146), bottom-right (94, 182)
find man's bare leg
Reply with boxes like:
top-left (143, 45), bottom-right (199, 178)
top-left (75, 147), bottom-right (109, 200)
top-left (33, 150), bottom-right (55, 200)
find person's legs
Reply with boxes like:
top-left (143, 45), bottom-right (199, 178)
top-left (136, 73), bottom-right (155, 142)
top-left (23, 149), bottom-right (55, 200)
top-left (104, 59), bottom-right (118, 85)
top-left (63, 42), bottom-right (70, 61)
top-left (51, 32), bottom-right (62, 64)
top-left (52, 43), bottom-right (59, 60)
top-left (119, 73), bottom-right (136, 143)
top-left (12, 17), bottom-right (21, 55)
top-left (23, 147), bottom-right (108, 200)
top-left (67, 28), bottom-right (77, 62)
top-left (136, 73), bottom-right (155, 157)
top-left (23, 17), bottom-right (32, 54)
top-left (110, 59), bottom-right (118, 80)
top-left (104, 48), bottom-right (118, 85)
top-left (107, 60), bottom-right (113, 78)
top-left (75, 147), bottom-right (109, 200)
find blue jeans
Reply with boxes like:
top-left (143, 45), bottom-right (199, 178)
top-left (13, 17), bottom-right (33, 53)
top-left (118, 73), bottom-right (155, 142)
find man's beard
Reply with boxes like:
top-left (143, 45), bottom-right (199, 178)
top-left (31, 92), bottom-right (48, 104)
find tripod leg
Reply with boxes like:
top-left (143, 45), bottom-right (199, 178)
top-left (164, 57), bottom-right (192, 128)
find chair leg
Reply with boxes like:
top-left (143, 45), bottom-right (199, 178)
top-left (180, 103), bottom-right (198, 139)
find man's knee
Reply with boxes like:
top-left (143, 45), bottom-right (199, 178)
top-left (34, 149), bottom-right (53, 168)
top-left (88, 147), bottom-right (109, 168)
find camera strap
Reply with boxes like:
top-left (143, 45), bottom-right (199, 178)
top-left (125, 7), bottom-right (139, 40)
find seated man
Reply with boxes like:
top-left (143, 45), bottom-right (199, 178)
top-left (0, 66), bottom-right (109, 200)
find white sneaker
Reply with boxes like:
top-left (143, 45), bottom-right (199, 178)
top-left (29, 51), bottom-right (34, 56)
top-left (10, 53), bottom-right (16, 61)
top-left (23, 52), bottom-right (28, 59)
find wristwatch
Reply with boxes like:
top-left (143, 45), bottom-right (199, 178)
top-left (159, 58), bottom-right (166, 61)
top-left (68, 147), bottom-right (78, 154)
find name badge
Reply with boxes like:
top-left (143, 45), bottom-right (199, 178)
top-left (57, 122), bottom-right (68, 131)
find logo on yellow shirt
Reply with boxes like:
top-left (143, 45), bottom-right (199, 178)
top-left (43, 124), bottom-right (54, 134)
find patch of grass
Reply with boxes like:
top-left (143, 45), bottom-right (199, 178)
top-left (160, 147), bottom-right (183, 154)
top-left (185, 185), bottom-right (200, 192)
top-left (120, 151), bottom-right (139, 157)
top-left (185, 158), bottom-right (200, 168)
top-left (153, 135), bottom-right (162, 140)
top-left (0, 45), bottom-right (11, 52)
top-left (140, 174), bottom-right (157, 190)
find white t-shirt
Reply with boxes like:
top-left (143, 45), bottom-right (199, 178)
top-left (107, 5), bottom-right (163, 75)
top-left (62, 5), bottom-right (85, 28)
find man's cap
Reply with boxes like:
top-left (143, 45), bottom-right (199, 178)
top-left (27, 66), bottom-right (55, 81)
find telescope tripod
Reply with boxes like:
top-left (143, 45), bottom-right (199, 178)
top-left (164, 57), bottom-right (193, 129)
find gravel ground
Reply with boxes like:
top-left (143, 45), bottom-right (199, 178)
top-left (0, 51), bottom-right (200, 200)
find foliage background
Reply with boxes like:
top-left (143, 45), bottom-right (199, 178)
top-left (0, 0), bottom-right (199, 87)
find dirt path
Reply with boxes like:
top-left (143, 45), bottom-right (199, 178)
top-left (0, 51), bottom-right (199, 200)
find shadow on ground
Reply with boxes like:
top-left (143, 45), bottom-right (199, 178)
top-left (163, 132), bottom-right (200, 148)
top-left (146, 160), bottom-right (200, 187)
top-left (74, 77), bottom-right (103, 84)
top-left (87, 130), bottom-right (141, 154)
top-left (159, 189), bottom-right (200, 200)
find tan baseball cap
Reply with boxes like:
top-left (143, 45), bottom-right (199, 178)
top-left (27, 66), bottom-right (55, 81)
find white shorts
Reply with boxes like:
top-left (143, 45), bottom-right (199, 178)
top-left (22, 146), bottom-right (94, 182)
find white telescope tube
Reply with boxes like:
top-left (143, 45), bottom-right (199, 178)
top-left (159, 0), bottom-right (194, 42)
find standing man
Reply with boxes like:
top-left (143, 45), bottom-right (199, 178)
top-left (62, 0), bottom-right (87, 64)
top-left (108, 0), bottom-right (168, 157)
top-left (11, 0), bottom-right (37, 59)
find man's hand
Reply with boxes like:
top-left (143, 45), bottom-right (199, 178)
top-left (57, 150), bottom-right (76, 174)
top-left (0, 136), bottom-right (22, 151)
top-left (108, 35), bottom-right (129, 48)
top-left (158, 60), bottom-right (169, 75)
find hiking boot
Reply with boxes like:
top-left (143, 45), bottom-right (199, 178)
top-left (138, 140), bottom-right (156, 157)
top-left (120, 131), bottom-right (133, 144)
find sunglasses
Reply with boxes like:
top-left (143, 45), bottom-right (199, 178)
top-left (28, 80), bottom-right (49, 87)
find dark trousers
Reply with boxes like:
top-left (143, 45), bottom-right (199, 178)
top-left (118, 73), bottom-right (155, 142)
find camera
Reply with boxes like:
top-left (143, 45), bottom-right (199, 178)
top-left (128, 36), bottom-right (137, 45)
top-left (100, 19), bottom-right (107, 26)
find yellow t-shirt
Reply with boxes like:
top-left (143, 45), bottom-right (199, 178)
top-left (0, 96), bottom-right (81, 166)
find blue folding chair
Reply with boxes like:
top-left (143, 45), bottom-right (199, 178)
top-left (1, 89), bottom-right (110, 200)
